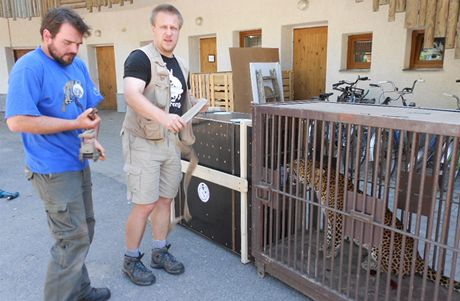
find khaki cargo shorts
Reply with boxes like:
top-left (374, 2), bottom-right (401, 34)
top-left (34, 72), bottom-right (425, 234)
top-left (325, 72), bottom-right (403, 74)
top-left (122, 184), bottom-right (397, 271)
top-left (122, 130), bottom-right (182, 204)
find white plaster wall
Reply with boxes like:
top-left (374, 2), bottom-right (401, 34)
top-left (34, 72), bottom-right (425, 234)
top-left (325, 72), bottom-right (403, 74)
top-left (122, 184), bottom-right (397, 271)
top-left (0, 18), bottom-right (10, 93)
top-left (1, 0), bottom-right (459, 109)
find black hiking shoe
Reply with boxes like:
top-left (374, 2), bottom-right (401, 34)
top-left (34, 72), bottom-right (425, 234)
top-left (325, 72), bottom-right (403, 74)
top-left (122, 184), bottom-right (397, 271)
top-left (79, 287), bottom-right (111, 301)
top-left (150, 244), bottom-right (185, 275)
top-left (122, 253), bottom-right (156, 286)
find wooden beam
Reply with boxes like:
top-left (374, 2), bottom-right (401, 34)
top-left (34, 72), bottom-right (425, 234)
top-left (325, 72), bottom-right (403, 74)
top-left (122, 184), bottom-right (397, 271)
top-left (418, 0), bottom-right (428, 26)
top-left (424, 0), bottom-right (438, 49)
top-left (389, 0), bottom-right (397, 21)
top-left (435, 0), bottom-right (451, 37)
top-left (446, 0), bottom-right (460, 48)
top-left (405, 0), bottom-right (419, 28)
top-left (396, 0), bottom-right (406, 12)
top-left (456, 13), bottom-right (460, 58)
top-left (373, 0), bottom-right (380, 11)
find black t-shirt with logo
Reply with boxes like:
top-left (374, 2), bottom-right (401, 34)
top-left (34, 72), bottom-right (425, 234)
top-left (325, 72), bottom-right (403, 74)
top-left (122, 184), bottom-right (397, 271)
top-left (124, 49), bottom-right (187, 116)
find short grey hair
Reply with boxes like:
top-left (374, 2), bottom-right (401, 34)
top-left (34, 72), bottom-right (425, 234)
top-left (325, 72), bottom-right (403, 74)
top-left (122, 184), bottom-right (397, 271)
top-left (150, 4), bottom-right (184, 28)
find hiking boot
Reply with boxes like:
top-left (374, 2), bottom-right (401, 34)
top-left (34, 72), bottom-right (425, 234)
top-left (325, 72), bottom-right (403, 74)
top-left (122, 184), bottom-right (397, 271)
top-left (79, 287), bottom-right (111, 301)
top-left (150, 244), bottom-right (185, 275)
top-left (122, 253), bottom-right (156, 286)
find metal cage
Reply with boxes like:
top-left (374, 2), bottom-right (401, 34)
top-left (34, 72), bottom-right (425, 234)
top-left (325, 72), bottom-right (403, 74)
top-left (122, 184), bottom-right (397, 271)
top-left (252, 101), bottom-right (460, 301)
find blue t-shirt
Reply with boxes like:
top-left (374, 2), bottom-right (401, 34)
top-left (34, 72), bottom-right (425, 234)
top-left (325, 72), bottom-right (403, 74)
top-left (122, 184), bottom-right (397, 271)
top-left (5, 47), bottom-right (103, 174)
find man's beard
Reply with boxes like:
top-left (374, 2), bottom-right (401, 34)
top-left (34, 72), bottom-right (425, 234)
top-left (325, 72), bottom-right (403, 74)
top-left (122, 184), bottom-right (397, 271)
top-left (48, 43), bottom-right (75, 66)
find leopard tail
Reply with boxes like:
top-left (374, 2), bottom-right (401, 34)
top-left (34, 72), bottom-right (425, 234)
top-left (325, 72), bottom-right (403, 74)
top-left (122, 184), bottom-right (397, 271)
top-left (417, 260), bottom-right (460, 293)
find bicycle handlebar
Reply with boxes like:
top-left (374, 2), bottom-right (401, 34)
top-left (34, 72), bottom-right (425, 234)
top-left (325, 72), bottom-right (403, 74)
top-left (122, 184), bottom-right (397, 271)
top-left (370, 79), bottom-right (423, 106)
top-left (332, 76), bottom-right (370, 91)
top-left (443, 92), bottom-right (460, 110)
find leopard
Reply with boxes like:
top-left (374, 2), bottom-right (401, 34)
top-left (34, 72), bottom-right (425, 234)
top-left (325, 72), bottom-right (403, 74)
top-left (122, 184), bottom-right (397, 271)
top-left (291, 158), bottom-right (460, 293)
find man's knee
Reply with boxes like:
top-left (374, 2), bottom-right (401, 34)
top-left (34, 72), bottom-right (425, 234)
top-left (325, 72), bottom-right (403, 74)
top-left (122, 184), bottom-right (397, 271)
top-left (51, 233), bottom-right (91, 268)
top-left (133, 203), bottom-right (156, 218)
top-left (156, 197), bottom-right (172, 206)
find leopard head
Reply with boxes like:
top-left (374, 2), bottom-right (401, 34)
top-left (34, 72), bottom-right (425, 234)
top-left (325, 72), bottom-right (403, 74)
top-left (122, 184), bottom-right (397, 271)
top-left (290, 159), bottom-right (311, 185)
top-left (291, 159), bottom-right (325, 190)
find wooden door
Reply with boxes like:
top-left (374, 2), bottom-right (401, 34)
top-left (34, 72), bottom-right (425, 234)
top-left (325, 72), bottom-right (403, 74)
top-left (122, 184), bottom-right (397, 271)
top-left (13, 49), bottom-right (34, 62)
top-left (293, 26), bottom-right (328, 100)
top-left (96, 46), bottom-right (117, 110)
top-left (200, 37), bottom-right (217, 73)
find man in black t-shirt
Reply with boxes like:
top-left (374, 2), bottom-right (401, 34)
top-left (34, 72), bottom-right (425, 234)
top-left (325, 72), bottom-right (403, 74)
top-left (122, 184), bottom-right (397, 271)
top-left (124, 50), bottom-right (189, 116)
top-left (121, 4), bottom-right (206, 286)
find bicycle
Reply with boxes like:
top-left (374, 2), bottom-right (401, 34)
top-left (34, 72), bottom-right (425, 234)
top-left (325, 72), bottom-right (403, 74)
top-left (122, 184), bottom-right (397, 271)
top-left (365, 79), bottom-right (425, 179)
top-left (436, 89), bottom-right (460, 179)
top-left (369, 79), bottom-right (424, 106)
top-left (326, 76), bottom-right (375, 176)
top-left (332, 75), bottom-right (375, 104)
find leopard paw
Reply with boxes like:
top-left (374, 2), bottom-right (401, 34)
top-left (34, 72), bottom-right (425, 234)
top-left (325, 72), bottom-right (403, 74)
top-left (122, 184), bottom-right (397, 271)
top-left (361, 256), bottom-right (379, 271)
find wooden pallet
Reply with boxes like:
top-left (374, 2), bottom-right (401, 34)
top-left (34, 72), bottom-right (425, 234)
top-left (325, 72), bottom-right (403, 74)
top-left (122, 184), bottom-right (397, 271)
top-left (190, 70), bottom-right (294, 111)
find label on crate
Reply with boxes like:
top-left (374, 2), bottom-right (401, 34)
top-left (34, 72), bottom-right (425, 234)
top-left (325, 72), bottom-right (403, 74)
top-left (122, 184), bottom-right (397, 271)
top-left (197, 182), bottom-right (210, 203)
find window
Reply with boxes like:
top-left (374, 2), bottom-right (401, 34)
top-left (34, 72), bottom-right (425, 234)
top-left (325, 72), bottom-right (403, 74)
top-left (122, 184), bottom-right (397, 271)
top-left (410, 30), bottom-right (445, 69)
top-left (13, 48), bottom-right (33, 62)
top-left (347, 33), bottom-right (372, 70)
top-left (239, 29), bottom-right (262, 48)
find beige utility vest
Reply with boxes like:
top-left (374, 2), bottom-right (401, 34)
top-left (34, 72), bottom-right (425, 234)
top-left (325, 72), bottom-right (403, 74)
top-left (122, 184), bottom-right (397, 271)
top-left (122, 43), bottom-right (195, 145)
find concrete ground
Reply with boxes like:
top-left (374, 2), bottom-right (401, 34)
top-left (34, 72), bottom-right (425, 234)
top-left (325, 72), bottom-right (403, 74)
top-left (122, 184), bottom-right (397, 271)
top-left (0, 111), bottom-right (309, 301)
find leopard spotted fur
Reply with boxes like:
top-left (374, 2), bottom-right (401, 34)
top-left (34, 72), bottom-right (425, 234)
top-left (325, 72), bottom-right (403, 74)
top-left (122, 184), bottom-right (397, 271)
top-left (291, 158), bottom-right (460, 293)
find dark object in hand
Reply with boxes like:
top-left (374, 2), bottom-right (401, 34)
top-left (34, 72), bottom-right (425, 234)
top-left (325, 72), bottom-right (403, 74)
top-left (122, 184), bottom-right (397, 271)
top-left (88, 108), bottom-right (98, 120)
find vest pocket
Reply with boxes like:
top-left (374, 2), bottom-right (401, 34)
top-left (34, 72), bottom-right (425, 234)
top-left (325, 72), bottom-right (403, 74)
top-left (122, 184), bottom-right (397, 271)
top-left (152, 65), bottom-right (170, 108)
top-left (153, 80), bottom-right (169, 108)
top-left (137, 116), bottom-right (164, 140)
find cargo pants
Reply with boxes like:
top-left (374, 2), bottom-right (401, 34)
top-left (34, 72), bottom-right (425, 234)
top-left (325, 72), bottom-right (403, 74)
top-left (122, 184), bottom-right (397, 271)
top-left (27, 167), bottom-right (94, 301)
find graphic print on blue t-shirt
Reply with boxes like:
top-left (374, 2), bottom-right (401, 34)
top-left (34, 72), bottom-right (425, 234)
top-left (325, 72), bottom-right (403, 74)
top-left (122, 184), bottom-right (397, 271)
top-left (63, 80), bottom-right (85, 111)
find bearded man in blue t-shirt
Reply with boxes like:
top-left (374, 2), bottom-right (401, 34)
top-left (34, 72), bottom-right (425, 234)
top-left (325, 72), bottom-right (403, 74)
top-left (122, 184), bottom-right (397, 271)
top-left (5, 8), bottom-right (110, 301)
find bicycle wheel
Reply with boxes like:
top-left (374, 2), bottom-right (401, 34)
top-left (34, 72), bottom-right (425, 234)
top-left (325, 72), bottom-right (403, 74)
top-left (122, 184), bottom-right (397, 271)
top-left (443, 138), bottom-right (460, 179)
top-left (338, 124), bottom-right (368, 178)
top-left (369, 129), bottom-right (397, 179)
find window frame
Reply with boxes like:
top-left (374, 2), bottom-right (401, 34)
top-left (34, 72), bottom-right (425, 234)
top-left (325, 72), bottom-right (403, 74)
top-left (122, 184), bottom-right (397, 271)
top-left (239, 29), bottom-right (262, 48)
top-left (409, 30), bottom-right (444, 69)
top-left (347, 33), bottom-right (373, 70)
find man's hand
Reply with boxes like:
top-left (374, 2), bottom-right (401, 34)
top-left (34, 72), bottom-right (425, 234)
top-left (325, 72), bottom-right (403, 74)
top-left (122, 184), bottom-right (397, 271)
top-left (76, 108), bottom-right (100, 130)
top-left (7, 108), bottom-right (101, 134)
top-left (94, 140), bottom-right (106, 160)
top-left (160, 112), bottom-right (185, 133)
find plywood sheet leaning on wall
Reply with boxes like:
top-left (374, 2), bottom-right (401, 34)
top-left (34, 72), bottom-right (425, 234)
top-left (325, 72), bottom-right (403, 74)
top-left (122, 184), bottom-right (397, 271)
top-left (229, 48), bottom-right (279, 113)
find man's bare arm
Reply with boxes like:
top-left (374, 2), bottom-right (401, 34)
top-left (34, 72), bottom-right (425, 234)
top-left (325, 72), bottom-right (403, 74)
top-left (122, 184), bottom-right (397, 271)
top-left (7, 108), bottom-right (101, 134)
top-left (123, 76), bottom-right (184, 133)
